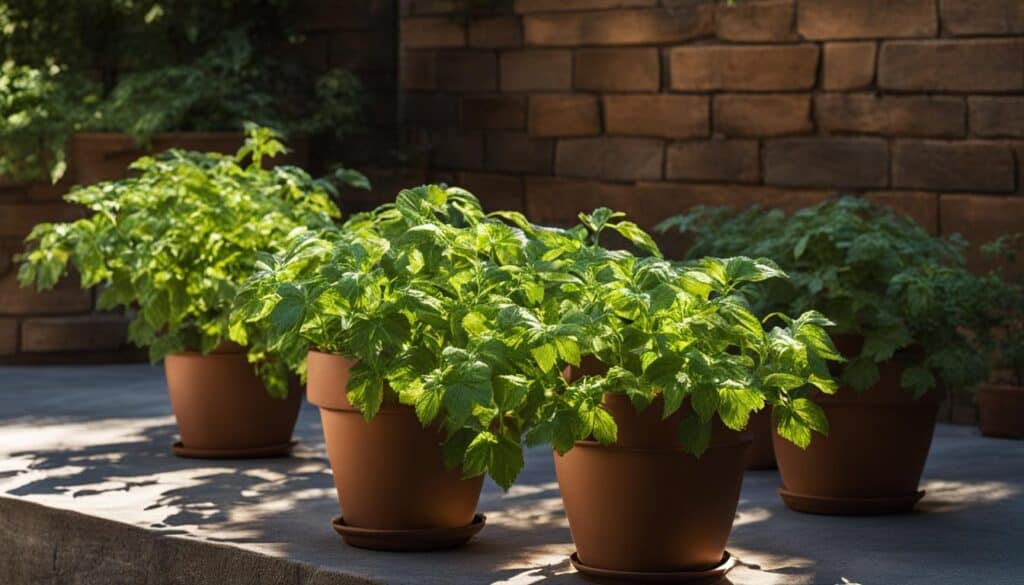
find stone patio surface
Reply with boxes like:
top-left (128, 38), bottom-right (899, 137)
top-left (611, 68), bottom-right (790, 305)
top-left (1, 364), bottom-right (1022, 584)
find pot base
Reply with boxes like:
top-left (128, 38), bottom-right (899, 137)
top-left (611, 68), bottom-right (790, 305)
top-left (330, 514), bottom-right (486, 551)
top-left (171, 440), bottom-right (297, 459)
top-left (778, 488), bottom-right (924, 515)
top-left (569, 552), bottom-right (736, 583)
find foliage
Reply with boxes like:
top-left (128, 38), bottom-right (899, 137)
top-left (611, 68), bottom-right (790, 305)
top-left (234, 186), bottom-right (841, 488)
top-left (981, 234), bottom-right (1024, 385)
top-left (0, 0), bottom-right (366, 182)
top-left (16, 127), bottom-right (351, 395)
top-left (658, 197), bottom-right (998, 396)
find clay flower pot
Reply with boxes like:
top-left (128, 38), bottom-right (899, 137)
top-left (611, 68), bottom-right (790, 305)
top-left (978, 384), bottom-right (1024, 439)
top-left (773, 358), bottom-right (941, 515)
top-left (555, 394), bottom-right (748, 581)
top-left (306, 350), bottom-right (485, 551)
top-left (164, 344), bottom-right (301, 458)
top-left (745, 409), bottom-right (777, 470)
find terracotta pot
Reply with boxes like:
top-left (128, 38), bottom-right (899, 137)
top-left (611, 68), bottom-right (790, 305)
top-left (745, 409), bottom-right (777, 470)
top-left (978, 383), bottom-right (1024, 439)
top-left (772, 356), bottom-right (941, 515)
top-left (164, 348), bottom-right (301, 454)
top-left (68, 132), bottom-right (310, 186)
top-left (555, 394), bottom-right (750, 574)
top-left (306, 350), bottom-right (484, 548)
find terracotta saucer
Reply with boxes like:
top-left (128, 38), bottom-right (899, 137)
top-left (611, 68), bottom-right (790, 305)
top-left (331, 514), bottom-right (486, 551)
top-left (569, 552), bottom-right (736, 583)
top-left (171, 440), bottom-right (297, 459)
top-left (778, 488), bottom-right (925, 515)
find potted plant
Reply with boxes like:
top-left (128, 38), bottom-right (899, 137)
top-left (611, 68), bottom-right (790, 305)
top-left (232, 185), bottom-right (571, 550)
top-left (17, 127), bottom-right (356, 458)
top-left (978, 234), bottom-right (1024, 439)
top-left (659, 197), bottom-right (995, 514)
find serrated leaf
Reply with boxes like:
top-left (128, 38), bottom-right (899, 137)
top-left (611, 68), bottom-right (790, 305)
top-left (677, 412), bottom-right (711, 457)
top-left (530, 342), bottom-right (558, 373)
top-left (842, 357), bottom-right (880, 392)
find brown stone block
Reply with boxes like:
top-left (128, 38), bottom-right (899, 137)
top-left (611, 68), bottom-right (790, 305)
top-left (715, 0), bottom-right (796, 42)
top-left (455, 172), bottom-right (525, 211)
top-left (815, 94), bottom-right (966, 138)
top-left (798, 0), bottom-right (937, 39)
top-left (20, 313), bottom-right (129, 353)
top-left (940, 0), bottom-right (1024, 35)
top-left (604, 95), bottom-right (709, 139)
top-left (486, 132), bottom-right (555, 174)
top-left (0, 317), bottom-right (15, 355)
top-left (514, 0), bottom-right (657, 12)
top-left (435, 51), bottom-right (497, 91)
top-left (575, 48), bottom-right (661, 92)
top-left (401, 51), bottom-right (436, 90)
top-left (402, 93), bottom-right (459, 128)
top-left (969, 97), bottom-right (1024, 138)
top-left (864, 191), bottom-right (940, 234)
top-left (0, 271), bottom-right (92, 316)
top-left (528, 95), bottom-right (601, 138)
top-left (501, 50), bottom-right (573, 91)
top-left (555, 137), bottom-right (664, 182)
top-left (669, 44), bottom-right (818, 91)
top-left (460, 95), bottom-right (527, 130)
top-left (822, 42), bottom-right (877, 91)
top-left (713, 94), bottom-right (812, 137)
top-left (879, 39), bottom-right (1024, 92)
top-left (0, 203), bottom-right (84, 238)
top-left (892, 140), bottom-right (1015, 193)
top-left (469, 17), bottom-right (523, 48)
top-left (940, 194), bottom-right (1024, 273)
top-left (764, 138), bottom-right (889, 188)
top-left (666, 140), bottom-right (760, 183)
top-left (402, 17), bottom-right (466, 49)
top-left (430, 131), bottom-right (484, 170)
top-left (523, 7), bottom-right (712, 46)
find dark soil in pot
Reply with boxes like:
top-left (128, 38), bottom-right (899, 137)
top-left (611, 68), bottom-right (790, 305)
top-left (306, 350), bottom-right (485, 550)
top-left (978, 384), bottom-right (1024, 439)
top-left (554, 394), bottom-right (749, 576)
top-left (164, 347), bottom-right (301, 457)
top-left (772, 357), bottom-right (941, 515)
top-left (745, 409), bottom-right (777, 470)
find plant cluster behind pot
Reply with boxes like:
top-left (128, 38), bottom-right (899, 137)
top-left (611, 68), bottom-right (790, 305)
top-left (17, 127), bottom-right (365, 458)
top-left (660, 196), bottom-right (1000, 514)
top-left (977, 234), bottom-right (1024, 439)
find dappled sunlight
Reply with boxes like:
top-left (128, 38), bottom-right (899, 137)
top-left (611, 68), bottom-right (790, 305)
top-left (917, 479), bottom-right (1021, 513)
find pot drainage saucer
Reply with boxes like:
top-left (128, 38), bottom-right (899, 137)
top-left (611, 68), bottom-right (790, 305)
top-left (331, 514), bottom-right (486, 552)
top-left (171, 440), bottom-right (297, 459)
top-left (778, 488), bottom-right (925, 515)
top-left (569, 552), bottom-right (736, 583)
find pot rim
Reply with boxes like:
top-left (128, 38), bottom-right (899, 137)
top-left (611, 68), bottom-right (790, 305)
top-left (566, 434), bottom-right (752, 453)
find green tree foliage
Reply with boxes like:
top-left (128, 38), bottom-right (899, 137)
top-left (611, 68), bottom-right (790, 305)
top-left (16, 127), bottom-right (357, 395)
top-left (658, 197), bottom-right (998, 396)
top-left (234, 186), bottom-right (841, 489)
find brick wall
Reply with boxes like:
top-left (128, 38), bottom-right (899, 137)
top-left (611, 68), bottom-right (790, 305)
top-left (397, 0), bottom-right (1024, 274)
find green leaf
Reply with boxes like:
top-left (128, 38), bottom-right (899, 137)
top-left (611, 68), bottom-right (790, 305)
top-left (530, 342), bottom-right (558, 373)
top-left (842, 357), bottom-right (880, 392)
top-left (763, 373), bottom-right (806, 391)
top-left (269, 283), bottom-right (306, 337)
top-left (677, 412), bottom-right (711, 457)
top-left (901, 365), bottom-right (936, 397)
top-left (775, 398), bottom-right (829, 449)
top-left (347, 364), bottom-right (384, 421)
top-left (717, 387), bottom-right (765, 430)
top-left (591, 407), bottom-right (618, 445)
top-left (554, 337), bottom-right (581, 367)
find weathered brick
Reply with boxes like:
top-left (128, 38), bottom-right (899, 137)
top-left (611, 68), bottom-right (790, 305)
top-left (402, 93), bottom-right (458, 128)
top-left (556, 137), bottom-right (664, 181)
top-left (407, 0), bottom-right (459, 15)
top-left (822, 42), bottom-right (877, 90)
top-left (435, 51), bottom-right (497, 91)
top-left (401, 51), bottom-right (435, 90)
top-left (460, 95), bottom-right (526, 130)
top-left (401, 17), bottom-right (466, 49)
top-left (969, 97), bottom-right (1024, 138)
top-left (764, 138), bottom-right (889, 188)
top-left (879, 39), bottom-right (1024, 92)
top-left (486, 132), bottom-right (554, 174)
top-left (666, 140), bottom-right (760, 183)
top-left (892, 141), bottom-right (1015, 193)
top-left (0, 203), bottom-right (83, 238)
top-left (798, 0), bottom-right (937, 39)
top-left (528, 95), bottom-right (601, 137)
top-left (669, 45), bottom-right (818, 91)
top-left (575, 48), bottom-right (660, 92)
top-left (940, 0), bottom-right (1024, 35)
top-left (715, 0), bottom-right (796, 42)
top-left (501, 50), bottom-right (573, 91)
top-left (524, 7), bottom-right (712, 46)
top-left (815, 94), bottom-right (966, 138)
top-left (20, 313), bottom-right (128, 352)
top-left (469, 17), bottom-right (523, 48)
top-left (604, 95), bottom-right (708, 139)
top-left (0, 318), bottom-right (15, 355)
top-left (430, 130), bottom-right (484, 170)
top-left (0, 271), bottom-right (92, 315)
top-left (514, 0), bottom-right (657, 13)
top-left (713, 94), bottom-right (812, 137)
top-left (864, 191), bottom-right (939, 234)
top-left (455, 172), bottom-right (525, 211)
top-left (941, 195), bottom-right (1024, 273)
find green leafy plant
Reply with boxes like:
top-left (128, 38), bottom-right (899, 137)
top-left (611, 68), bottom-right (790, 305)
top-left (981, 234), bottom-right (1024, 386)
top-left (658, 197), bottom-right (995, 396)
top-left (234, 187), bottom-right (841, 488)
top-left (16, 127), bottom-right (355, 395)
